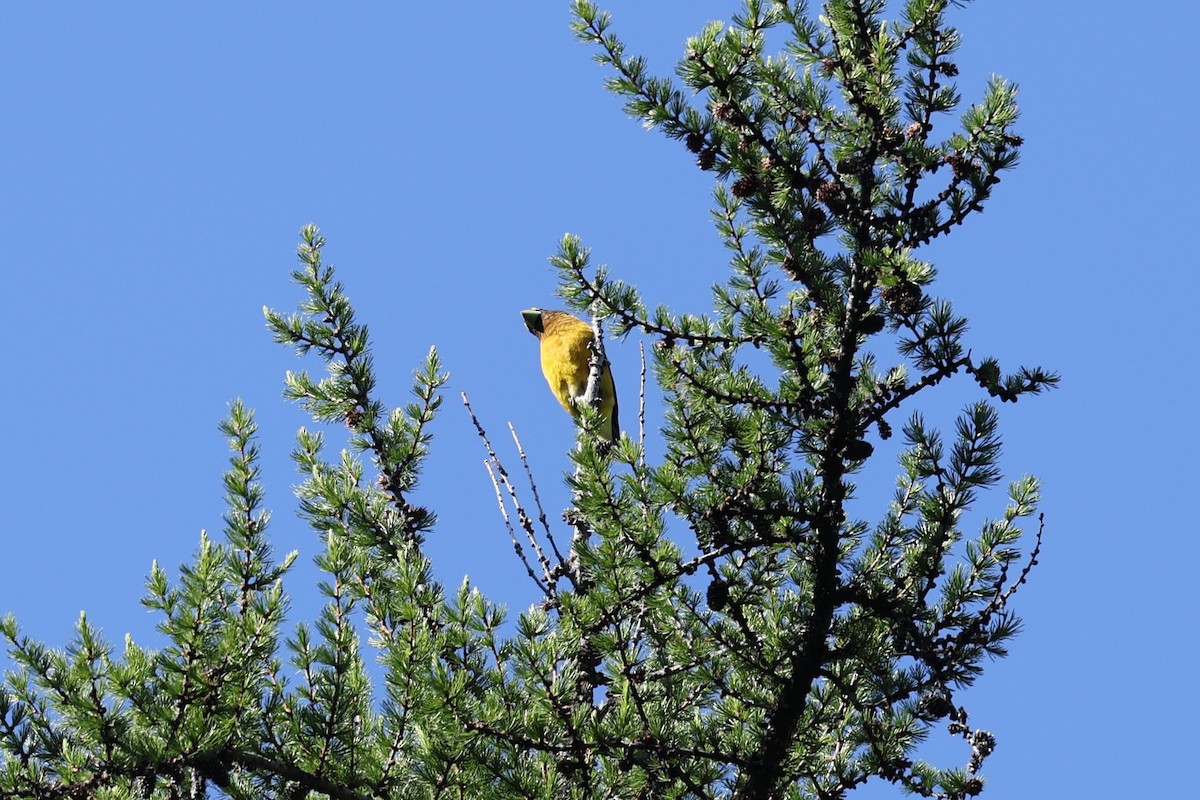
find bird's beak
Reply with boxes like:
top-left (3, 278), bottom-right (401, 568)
top-left (521, 308), bottom-right (544, 336)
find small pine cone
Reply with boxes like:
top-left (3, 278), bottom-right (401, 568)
top-left (881, 280), bottom-right (922, 315)
top-left (917, 692), bottom-right (956, 720)
top-left (946, 154), bottom-right (975, 179)
top-left (962, 778), bottom-right (984, 797)
top-left (856, 314), bottom-right (885, 335)
top-left (712, 101), bottom-right (746, 127)
top-left (406, 505), bottom-right (431, 528)
top-left (815, 181), bottom-right (847, 214)
top-left (971, 730), bottom-right (996, 758)
top-left (707, 579), bottom-right (730, 611)
top-left (344, 408), bottom-right (364, 429)
top-left (844, 438), bottom-right (874, 461)
top-left (905, 121), bottom-right (925, 139)
top-left (936, 61), bottom-right (960, 77)
top-left (821, 56), bottom-right (838, 74)
top-left (685, 131), bottom-right (706, 153)
top-left (801, 205), bottom-right (827, 230)
top-left (881, 126), bottom-right (904, 151)
top-left (731, 174), bottom-right (759, 197)
top-left (781, 255), bottom-right (802, 281)
top-left (697, 147), bottom-right (718, 170)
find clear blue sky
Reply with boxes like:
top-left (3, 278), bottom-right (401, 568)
top-left (2, 2), bottom-right (1194, 796)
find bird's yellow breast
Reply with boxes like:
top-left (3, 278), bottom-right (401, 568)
top-left (539, 318), bottom-right (595, 413)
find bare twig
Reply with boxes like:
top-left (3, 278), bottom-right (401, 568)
top-left (482, 460), bottom-right (548, 595)
top-left (462, 392), bottom-right (559, 597)
top-left (583, 311), bottom-right (610, 422)
top-left (639, 339), bottom-right (647, 463)
top-left (989, 512), bottom-right (1044, 612)
top-left (510, 422), bottom-right (565, 568)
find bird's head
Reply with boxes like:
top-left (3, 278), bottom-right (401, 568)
top-left (521, 308), bottom-right (546, 338)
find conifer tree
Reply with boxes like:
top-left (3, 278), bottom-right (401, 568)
top-left (0, 2), bottom-right (1054, 798)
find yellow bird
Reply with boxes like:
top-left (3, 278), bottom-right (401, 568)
top-left (521, 308), bottom-right (619, 442)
